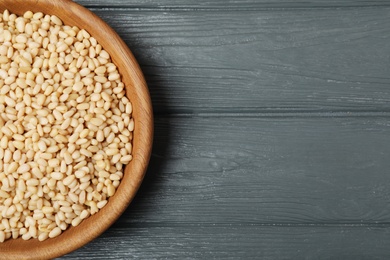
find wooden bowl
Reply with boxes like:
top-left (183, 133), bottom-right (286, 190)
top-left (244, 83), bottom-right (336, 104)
top-left (0, 0), bottom-right (153, 259)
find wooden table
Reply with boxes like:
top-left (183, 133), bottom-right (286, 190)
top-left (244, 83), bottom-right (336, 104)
top-left (62, 0), bottom-right (390, 258)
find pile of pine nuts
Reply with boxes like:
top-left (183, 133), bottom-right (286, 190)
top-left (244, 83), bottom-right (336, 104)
top-left (0, 10), bottom-right (134, 242)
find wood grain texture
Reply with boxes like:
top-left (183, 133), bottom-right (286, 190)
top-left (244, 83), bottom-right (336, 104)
top-left (81, 116), bottom-right (390, 225)
top-left (75, 0), bottom-right (390, 8)
top-left (61, 226), bottom-right (390, 259)
top-left (78, 8), bottom-right (390, 114)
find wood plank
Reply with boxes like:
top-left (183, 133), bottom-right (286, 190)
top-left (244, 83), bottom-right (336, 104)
top-left (75, 0), bottom-right (390, 8)
top-left (96, 116), bottom-right (390, 225)
top-left (60, 225), bottom-right (390, 259)
top-left (74, 8), bottom-right (390, 113)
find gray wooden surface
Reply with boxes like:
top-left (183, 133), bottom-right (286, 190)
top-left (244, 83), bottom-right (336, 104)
top-left (61, 0), bottom-right (390, 259)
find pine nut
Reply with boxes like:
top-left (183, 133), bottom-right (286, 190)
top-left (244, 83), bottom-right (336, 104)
top-left (0, 9), bottom-right (134, 243)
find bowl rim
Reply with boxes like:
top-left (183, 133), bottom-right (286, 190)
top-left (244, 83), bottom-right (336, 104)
top-left (0, 0), bottom-right (153, 259)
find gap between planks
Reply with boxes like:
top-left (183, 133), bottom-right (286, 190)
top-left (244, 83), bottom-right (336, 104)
top-left (154, 111), bottom-right (390, 118)
top-left (86, 5), bottom-right (390, 11)
top-left (74, 0), bottom-right (390, 11)
top-left (110, 222), bottom-right (390, 228)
